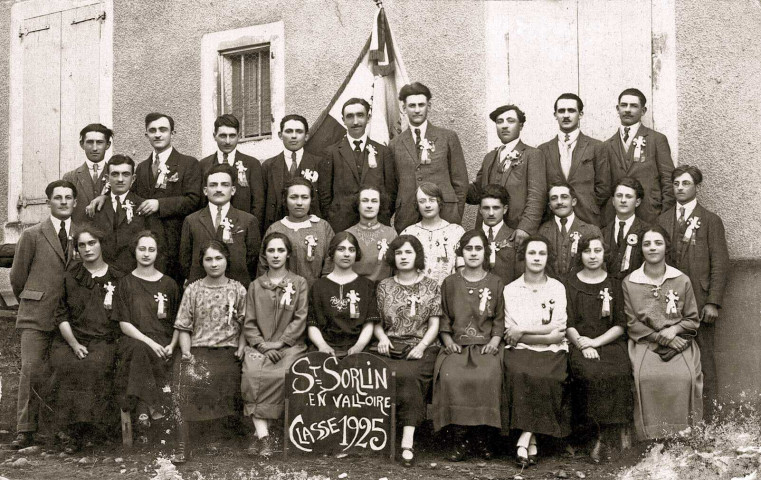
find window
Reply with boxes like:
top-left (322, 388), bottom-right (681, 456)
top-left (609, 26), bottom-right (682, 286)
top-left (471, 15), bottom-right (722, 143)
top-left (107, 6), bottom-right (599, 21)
top-left (218, 45), bottom-right (272, 140)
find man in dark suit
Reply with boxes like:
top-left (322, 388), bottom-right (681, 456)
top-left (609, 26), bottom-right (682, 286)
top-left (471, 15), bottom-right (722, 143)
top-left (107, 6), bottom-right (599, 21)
top-left (319, 98), bottom-right (397, 233)
top-left (131, 112), bottom-right (202, 285)
top-left (539, 93), bottom-right (610, 227)
top-left (261, 115), bottom-right (323, 233)
top-left (538, 182), bottom-right (601, 279)
top-left (198, 114), bottom-right (265, 233)
top-left (467, 105), bottom-right (546, 246)
top-left (605, 88), bottom-right (674, 224)
top-left (90, 154), bottom-right (150, 274)
top-left (62, 124), bottom-right (112, 224)
top-left (9, 180), bottom-right (78, 448)
top-left (389, 82), bottom-right (468, 233)
top-left (180, 163), bottom-right (260, 286)
top-left (478, 184), bottom-right (518, 283)
top-left (602, 177), bottom-right (650, 280)
top-left (658, 165), bottom-right (728, 419)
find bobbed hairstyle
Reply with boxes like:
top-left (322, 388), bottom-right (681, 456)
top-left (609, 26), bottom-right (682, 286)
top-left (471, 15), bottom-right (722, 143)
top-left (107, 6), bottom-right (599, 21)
top-left (214, 113), bottom-right (240, 133)
top-left (618, 88), bottom-right (647, 107)
top-left (198, 239), bottom-right (231, 273)
top-left (574, 233), bottom-right (607, 270)
top-left (613, 176), bottom-right (645, 200)
top-left (262, 232), bottom-right (293, 257)
top-left (384, 235), bottom-right (425, 272)
top-left (45, 180), bottom-right (77, 200)
top-left (107, 154), bottom-right (136, 174)
top-left (455, 229), bottom-right (492, 270)
top-left (73, 224), bottom-right (106, 254)
top-left (554, 93), bottom-right (584, 113)
top-left (352, 184), bottom-right (388, 220)
top-left (671, 164), bottom-right (703, 185)
top-left (327, 231), bottom-right (362, 262)
top-left (417, 182), bottom-right (444, 205)
top-left (130, 230), bottom-right (163, 263)
top-left (517, 234), bottom-right (556, 267)
top-left (398, 82), bottom-right (432, 102)
top-left (145, 112), bottom-right (175, 131)
top-left (79, 123), bottom-right (114, 143)
top-left (281, 177), bottom-right (315, 215)
top-left (639, 225), bottom-right (672, 258)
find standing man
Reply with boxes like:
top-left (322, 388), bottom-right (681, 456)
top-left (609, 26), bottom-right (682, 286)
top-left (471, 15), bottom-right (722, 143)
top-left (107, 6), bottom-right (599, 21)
top-left (319, 98), bottom-right (397, 233)
top-left (63, 124), bottom-right (112, 224)
top-left (261, 115), bottom-right (323, 233)
top-left (538, 182), bottom-right (601, 279)
top-left (9, 180), bottom-right (78, 448)
top-left (539, 93), bottom-right (610, 227)
top-left (389, 82), bottom-right (468, 233)
top-left (90, 154), bottom-right (150, 274)
top-left (602, 177), bottom-right (649, 280)
top-left (606, 88), bottom-right (674, 224)
top-left (132, 113), bottom-right (202, 285)
top-left (199, 114), bottom-right (265, 233)
top-left (658, 165), bottom-right (728, 419)
top-left (467, 105), bottom-right (546, 246)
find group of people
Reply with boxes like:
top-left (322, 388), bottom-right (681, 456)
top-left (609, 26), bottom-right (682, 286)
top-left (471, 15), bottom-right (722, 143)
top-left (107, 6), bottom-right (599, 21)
top-left (8, 81), bottom-right (728, 469)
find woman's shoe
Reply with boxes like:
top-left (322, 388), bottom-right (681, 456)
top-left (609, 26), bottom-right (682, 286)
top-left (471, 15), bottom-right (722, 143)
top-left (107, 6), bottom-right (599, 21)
top-left (474, 436), bottom-right (493, 460)
top-left (259, 435), bottom-right (274, 457)
top-left (590, 438), bottom-right (602, 464)
top-left (447, 440), bottom-right (468, 462)
top-left (515, 446), bottom-right (529, 468)
top-left (528, 438), bottom-right (538, 465)
top-left (400, 447), bottom-right (415, 468)
top-left (246, 437), bottom-right (260, 456)
top-left (171, 443), bottom-right (187, 464)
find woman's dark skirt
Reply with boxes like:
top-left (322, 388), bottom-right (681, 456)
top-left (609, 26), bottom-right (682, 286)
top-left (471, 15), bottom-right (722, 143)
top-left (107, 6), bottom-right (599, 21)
top-left (374, 346), bottom-right (439, 427)
top-left (569, 341), bottom-right (633, 428)
top-left (174, 347), bottom-right (241, 422)
top-left (50, 336), bottom-right (117, 426)
top-left (432, 345), bottom-right (502, 431)
top-left (115, 336), bottom-right (173, 412)
top-left (501, 348), bottom-right (571, 438)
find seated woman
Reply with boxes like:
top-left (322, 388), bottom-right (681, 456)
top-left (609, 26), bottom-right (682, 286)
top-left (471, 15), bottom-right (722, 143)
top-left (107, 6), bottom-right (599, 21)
top-left (259, 178), bottom-right (334, 287)
top-left (623, 225), bottom-right (702, 440)
top-left (114, 231), bottom-right (180, 442)
top-left (433, 230), bottom-right (504, 462)
top-left (502, 235), bottom-right (570, 468)
top-left (565, 235), bottom-right (633, 462)
top-left (344, 186), bottom-right (397, 283)
top-left (374, 235), bottom-right (440, 467)
top-left (400, 182), bottom-right (464, 286)
top-left (173, 240), bottom-right (247, 463)
top-left (51, 226), bottom-right (125, 453)
top-left (307, 232), bottom-right (378, 356)
top-left (241, 232), bottom-right (308, 458)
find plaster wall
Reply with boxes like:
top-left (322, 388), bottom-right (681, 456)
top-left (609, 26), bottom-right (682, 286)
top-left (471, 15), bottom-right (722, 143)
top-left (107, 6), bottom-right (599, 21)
top-left (0, 1), bottom-right (14, 240)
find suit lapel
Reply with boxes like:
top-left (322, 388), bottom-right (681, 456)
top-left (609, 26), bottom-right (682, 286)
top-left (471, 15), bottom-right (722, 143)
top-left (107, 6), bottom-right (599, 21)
top-left (272, 153), bottom-right (286, 196)
top-left (401, 129), bottom-right (418, 162)
top-left (609, 133), bottom-right (627, 173)
top-left (568, 134), bottom-right (588, 180)
top-left (200, 207), bottom-right (218, 238)
top-left (481, 149), bottom-right (499, 187)
top-left (501, 141), bottom-right (526, 184)
top-left (42, 219), bottom-right (66, 262)
top-left (143, 153), bottom-right (156, 195)
top-left (76, 165), bottom-right (95, 201)
top-left (339, 139), bottom-right (360, 184)
top-left (103, 196), bottom-right (117, 227)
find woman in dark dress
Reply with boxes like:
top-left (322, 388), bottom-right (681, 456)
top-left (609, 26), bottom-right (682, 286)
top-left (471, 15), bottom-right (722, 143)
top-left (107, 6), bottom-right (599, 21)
top-left (433, 229), bottom-right (505, 462)
top-left (114, 231), bottom-right (180, 442)
top-left (51, 226), bottom-right (124, 452)
top-left (374, 235), bottom-right (441, 467)
top-left (565, 235), bottom-right (633, 462)
top-left (307, 232), bottom-right (378, 356)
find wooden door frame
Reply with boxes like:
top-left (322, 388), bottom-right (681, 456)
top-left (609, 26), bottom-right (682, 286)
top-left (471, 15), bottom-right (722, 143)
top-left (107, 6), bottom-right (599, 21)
top-left (6, 0), bottom-right (113, 242)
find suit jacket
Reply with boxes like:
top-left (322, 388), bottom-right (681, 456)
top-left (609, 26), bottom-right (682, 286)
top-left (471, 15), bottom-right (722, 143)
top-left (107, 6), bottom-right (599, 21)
top-left (602, 215), bottom-right (649, 280)
top-left (319, 137), bottom-right (397, 233)
top-left (605, 125), bottom-right (674, 224)
top-left (62, 162), bottom-right (109, 225)
top-left (10, 219), bottom-right (78, 331)
top-left (261, 151), bottom-right (324, 233)
top-left (179, 205), bottom-right (261, 286)
top-left (538, 216), bottom-right (602, 279)
top-left (132, 148), bottom-right (202, 279)
top-left (467, 141), bottom-right (546, 233)
top-left (486, 223), bottom-right (519, 284)
top-left (658, 203), bottom-right (729, 310)
top-left (199, 152), bottom-right (265, 233)
top-left (89, 192), bottom-right (150, 274)
top-left (539, 132), bottom-right (611, 226)
top-left (389, 123), bottom-right (468, 233)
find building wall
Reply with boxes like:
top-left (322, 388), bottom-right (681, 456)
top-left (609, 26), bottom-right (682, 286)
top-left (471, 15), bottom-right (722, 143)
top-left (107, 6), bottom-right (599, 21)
top-left (0, 0), bottom-right (13, 235)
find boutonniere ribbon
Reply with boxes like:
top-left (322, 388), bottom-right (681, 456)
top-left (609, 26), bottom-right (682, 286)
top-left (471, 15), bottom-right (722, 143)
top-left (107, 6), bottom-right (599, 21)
top-left (101, 183), bottom-right (111, 196)
top-left (304, 235), bottom-right (317, 262)
top-left (377, 238), bottom-right (389, 261)
top-left (682, 217), bottom-right (701, 245)
top-left (407, 293), bottom-right (421, 316)
top-left (419, 138), bottom-right (435, 165)
top-left (599, 288), bottom-right (612, 317)
top-left (103, 282), bottom-right (115, 310)
top-left (621, 233), bottom-right (638, 271)
top-left (632, 137), bottom-right (647, 162)
top-left (435, 237), bottom-right (449, 261)
top-left (366, 144), bottom-right (378, 169)
top-left (280, 282), bottom-right (296, 307)
top-left (665, 290), bottom-right (679, 318)
top-left (478, 288), bottom-right (492, 315)
top-left (302, 169), bottom-right (319, 183)
top-left (235, 161), bottom-right (249, 187)
top-left (541, 299), bottom-right (556, 325)
top-left (226, 296), bottom-right (236, 327)
top-left (570, 231), bottom-right (582, 255)
top-left (123, 200), bottom-right (135, 224)
top-left (154, 292), bottom-right (168, 319)
top-left (347, 289), bottom-right (361, 319)
top-left (155, 165), bottom-right (168, 189)
top-left (220, 217), bottom-right (234, 244)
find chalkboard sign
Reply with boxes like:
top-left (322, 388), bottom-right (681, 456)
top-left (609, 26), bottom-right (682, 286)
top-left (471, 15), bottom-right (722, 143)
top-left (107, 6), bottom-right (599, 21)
top-left (284, 352), bottom-right (396, 458)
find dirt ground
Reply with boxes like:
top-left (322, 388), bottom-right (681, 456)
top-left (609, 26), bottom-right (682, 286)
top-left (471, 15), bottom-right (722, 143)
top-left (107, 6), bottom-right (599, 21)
top-left (0, 316), bottom-right (648, 480)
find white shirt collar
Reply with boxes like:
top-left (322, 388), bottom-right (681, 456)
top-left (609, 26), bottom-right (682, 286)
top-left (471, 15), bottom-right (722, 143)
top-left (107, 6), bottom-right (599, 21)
top-left (499, 137), bottom-right (521, 161)
top-left (620, 122), bottom-right (641, 141)
top-left (482, 220), bottom-right (504, 238)
top-left (153, 146), bottom-right (173, 164)
top-left (284, 148), bottom-right (304, 167)
top-left (557, 128), bottom-right (580, 144)
top-left (280, 214), bottom-right (320, 231)
top-left (410, 120), bottom-right (428, 140)
top-left (677, 198), bottom-right (698, 219)
top-left (216, 149), bottom-right (237, 166)
top-left (50, 216), bottom-right (71, 234)
top-left (208, 202), bottom-right (231, 220)
top-left (554, 212), bottom-right (575, 231)
top-left (627, 263), bottom-right (683, 285)
top-left (85, 159), bottom-right (105, 175)
top-left (347, 133), bottom-right (368, 151)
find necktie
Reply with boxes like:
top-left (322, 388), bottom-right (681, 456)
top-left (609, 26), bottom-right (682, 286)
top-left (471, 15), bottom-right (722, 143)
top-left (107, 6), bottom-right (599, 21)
top-left (92, 163), bottom-right (100, 185)
top-left (617, 220), bottom-right (626, 246)
top-left (289, 152), bottom-right (298, 177)
top-left (115, 196), bottom-right (124, 226)
top-left (564, 133), bottom-right (570, 143)
top-left (353, 140), bottom-right (363, 170)
top-left (487, 227), bottom-right (494, 243)
top-left (414, 128), bottom-right (421, 148)
top-left (353, 140), bottom-right (362, 152)
top-left (58, 221), bottom-right (68, 260)
top-left (214, 207), bottom-right (223, 230)
top-left (152, 154), bottom-right (160, 179)
top-left (623, 127), bottom-right (630, 143)
top-left (678, 206), bottom-right (686, 229)
top-left (559, 217), bottom-right (568, 238)
top-left (223, 152), bottom-right (229, 164)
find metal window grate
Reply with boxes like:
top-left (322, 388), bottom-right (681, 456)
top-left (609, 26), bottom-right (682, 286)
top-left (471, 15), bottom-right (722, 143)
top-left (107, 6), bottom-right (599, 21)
top-left (218, 45), bottom-right (272, 139)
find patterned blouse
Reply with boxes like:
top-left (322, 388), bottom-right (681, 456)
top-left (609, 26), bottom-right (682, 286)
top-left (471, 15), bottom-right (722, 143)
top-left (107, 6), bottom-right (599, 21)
top-left (401, 221), bottom-right (465, 286)
top-left (376, 275), bottom-right (441, 346)
top-left (174, 279), bottom-right (247, 348)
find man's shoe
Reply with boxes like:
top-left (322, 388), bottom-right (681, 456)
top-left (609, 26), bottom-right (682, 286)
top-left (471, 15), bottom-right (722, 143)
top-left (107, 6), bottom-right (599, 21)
top-left (259, 435), bottom-right (274, 457)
